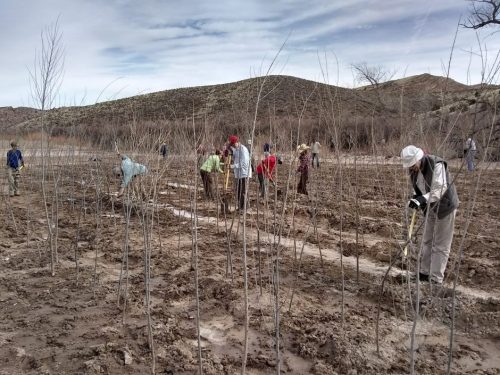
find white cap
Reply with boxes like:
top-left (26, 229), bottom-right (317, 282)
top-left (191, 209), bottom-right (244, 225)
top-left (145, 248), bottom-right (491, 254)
top-left (401, 145), bottom-right (424, 168)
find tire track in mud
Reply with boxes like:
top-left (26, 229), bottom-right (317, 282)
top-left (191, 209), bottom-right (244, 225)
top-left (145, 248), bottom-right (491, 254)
top-left (153, 191), bottom-right (500, 303)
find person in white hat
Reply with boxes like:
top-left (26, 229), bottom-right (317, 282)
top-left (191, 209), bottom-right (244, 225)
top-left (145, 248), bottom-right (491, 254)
top-left (400, 145), bottom-right (459, 285)
top-left (296, 144), bottom-right (310, 195)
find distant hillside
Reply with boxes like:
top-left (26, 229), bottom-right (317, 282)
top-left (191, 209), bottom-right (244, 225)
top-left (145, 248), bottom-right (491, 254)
top-left (6, 75), bottom-right (381, 132)
top-left (357, 73), bottom-right (470, 94)
top-left (1, 74), bottom-right (498, 157)
top-left (0, 106), bottom-right (40, 130)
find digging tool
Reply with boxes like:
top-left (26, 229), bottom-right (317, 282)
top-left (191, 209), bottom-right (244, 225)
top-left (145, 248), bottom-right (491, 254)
top-left (224, 154), bottom-right (232, 191)
top-left (403, 209), bottom-right (417, 257)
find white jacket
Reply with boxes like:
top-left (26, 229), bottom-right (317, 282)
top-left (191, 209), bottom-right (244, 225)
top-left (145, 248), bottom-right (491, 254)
top-left (232, 145), bottom-right (252, 179)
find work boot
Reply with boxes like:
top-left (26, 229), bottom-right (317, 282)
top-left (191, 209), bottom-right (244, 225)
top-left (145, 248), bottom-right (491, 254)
top-left (406, 272), bottom-right (429, 283)
top-left (14, 192), bottom-right (20, 196)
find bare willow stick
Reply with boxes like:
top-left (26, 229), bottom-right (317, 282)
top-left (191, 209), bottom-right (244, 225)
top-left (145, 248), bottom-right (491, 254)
top-left (287, 222), bottom-right (313, 311)
top-left (92, 165), bottom-right (103, 298)
top-left (256, 188), bottom-right (263, 295)
top-left (241, 39), bottom-right (289, 374)
top-left (28, 20), bottom-right (65, 277)
top-left (447, 104), bottom-right (496, 374)
top-left (354, 122), bottom-right (360, 284)
top-left (192, 115), bottom-right (203, 375)
top-left (139, 177), bottom-right (156, 374)
top-left (117, 187), bottom-right (132, 315)
top-left (375, 221), bottom-right (424, 355)
top-left (189, 187), bottom-right (195, 271)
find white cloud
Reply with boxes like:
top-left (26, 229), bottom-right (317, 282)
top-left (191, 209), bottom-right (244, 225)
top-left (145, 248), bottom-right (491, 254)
top-left (0, 0), bottom-right (499, 107)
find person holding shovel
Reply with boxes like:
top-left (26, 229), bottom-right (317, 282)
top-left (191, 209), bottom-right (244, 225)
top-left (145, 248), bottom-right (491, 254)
top-left (200, 149), bottom-right (223, 200)
top-left (256, 151), bottom-right (282, 198)
top-left (401, 145), bottom-right (459, 285)
top-left (6, 141), bottom-right (24, 197)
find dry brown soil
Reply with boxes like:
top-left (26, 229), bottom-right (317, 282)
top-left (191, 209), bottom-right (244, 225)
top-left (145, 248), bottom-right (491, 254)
top-left (0, 153), bottom-right (498, 374)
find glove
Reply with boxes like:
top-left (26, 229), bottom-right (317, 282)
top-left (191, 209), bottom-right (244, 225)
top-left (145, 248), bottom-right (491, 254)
top-left (408, 195), bottom-right (427, 210)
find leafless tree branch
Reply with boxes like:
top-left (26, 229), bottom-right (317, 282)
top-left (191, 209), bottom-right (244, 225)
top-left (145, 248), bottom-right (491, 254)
top-left (351, 62), bottom-right (397, 88)
top-left (462, 0), bottom-right (500, 29)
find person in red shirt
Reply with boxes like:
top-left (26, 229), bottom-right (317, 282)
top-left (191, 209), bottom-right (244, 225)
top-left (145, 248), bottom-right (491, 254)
top-left (256, 151), bottom-right (282, 197)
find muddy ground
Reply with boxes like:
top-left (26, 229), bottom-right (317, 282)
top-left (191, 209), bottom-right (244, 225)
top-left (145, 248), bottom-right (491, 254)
top-left (0, 152), bottom-right (498, 374)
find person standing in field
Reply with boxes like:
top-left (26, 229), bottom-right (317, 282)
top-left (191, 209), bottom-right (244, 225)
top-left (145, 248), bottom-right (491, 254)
top-left (311, 139), bottom-right (321, 168)
top-left (463, 137), bottom-right (477, 172)
top-left (200, 150), bottom-right (223, 199)
top-left (6, 141), bottom-right (24, 197)
top-left (228, 135), bottom-right (251, 211)
top-left (160, 143), bottom-right (168, 159)
top-left (401, 145), bottom-right (459, 285)
top-left (296, 144), bottom-right (310, 195)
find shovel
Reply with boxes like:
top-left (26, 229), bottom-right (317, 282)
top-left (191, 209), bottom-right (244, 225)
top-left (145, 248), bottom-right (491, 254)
top-left (403, 209), bottom-right (417, 257)
top-left (224, 155), bottom-right (232, 191)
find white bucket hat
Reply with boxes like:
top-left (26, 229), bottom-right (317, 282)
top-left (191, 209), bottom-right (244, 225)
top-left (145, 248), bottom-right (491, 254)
top-left (401, 145), bottom-right (424, 168)
top-left (297, 144), bottom-right (310, 153)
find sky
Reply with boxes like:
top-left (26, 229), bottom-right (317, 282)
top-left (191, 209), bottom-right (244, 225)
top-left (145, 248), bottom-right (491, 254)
top-left (1, 0), bottom-right (499, 108)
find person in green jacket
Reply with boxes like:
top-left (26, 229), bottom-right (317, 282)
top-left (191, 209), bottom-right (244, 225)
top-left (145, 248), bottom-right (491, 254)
top-left (200, 150), bottom-right (223, 199)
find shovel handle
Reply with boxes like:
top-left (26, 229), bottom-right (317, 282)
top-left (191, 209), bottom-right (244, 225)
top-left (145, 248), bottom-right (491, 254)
top-left (224, 155), bottom-right (232, 190)
top-left (403, 210), bottom-right (417, 257)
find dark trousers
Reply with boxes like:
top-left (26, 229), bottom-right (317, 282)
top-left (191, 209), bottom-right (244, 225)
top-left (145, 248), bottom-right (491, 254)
top-left (297, 171), bottom-right (308, 195)
top-left (257, 173), bottom-right (265, 197)
top-left (311, 153), bottom-right (319, 168)
top-left (200, 170), bottom-right (213, 199)
top-left (236, 178), bottom-right (247, 210)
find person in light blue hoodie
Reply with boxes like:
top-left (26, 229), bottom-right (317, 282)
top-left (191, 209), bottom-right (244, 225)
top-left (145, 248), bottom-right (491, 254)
top-left (117, 154), bottom-right (147, 197)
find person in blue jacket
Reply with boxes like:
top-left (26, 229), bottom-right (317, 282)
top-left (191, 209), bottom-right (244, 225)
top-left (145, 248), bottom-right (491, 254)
top-left (6, 141), bottom-right (24, 196)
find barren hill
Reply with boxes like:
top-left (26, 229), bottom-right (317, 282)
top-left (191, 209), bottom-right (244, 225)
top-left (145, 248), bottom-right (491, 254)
top-left (5, 76), bottom-right (377, 132)
top-left (1, 74), bottom-right (498, 153)
top-left (358, 73), bottom-right (470, 95)
top-left (0, 106), bottom-right (40, 130)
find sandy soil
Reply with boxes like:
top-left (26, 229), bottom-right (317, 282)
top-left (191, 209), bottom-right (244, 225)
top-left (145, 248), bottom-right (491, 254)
top-left (0, 153), bottom-right (498, 374)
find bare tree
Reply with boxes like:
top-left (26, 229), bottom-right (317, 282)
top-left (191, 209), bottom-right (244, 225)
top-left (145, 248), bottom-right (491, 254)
top-left (463, 0), bottom-right (500, 29)
top-left (351, 62), bottom-right (396, 88)
top-left (28, 19), bottom-right (65, 276)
